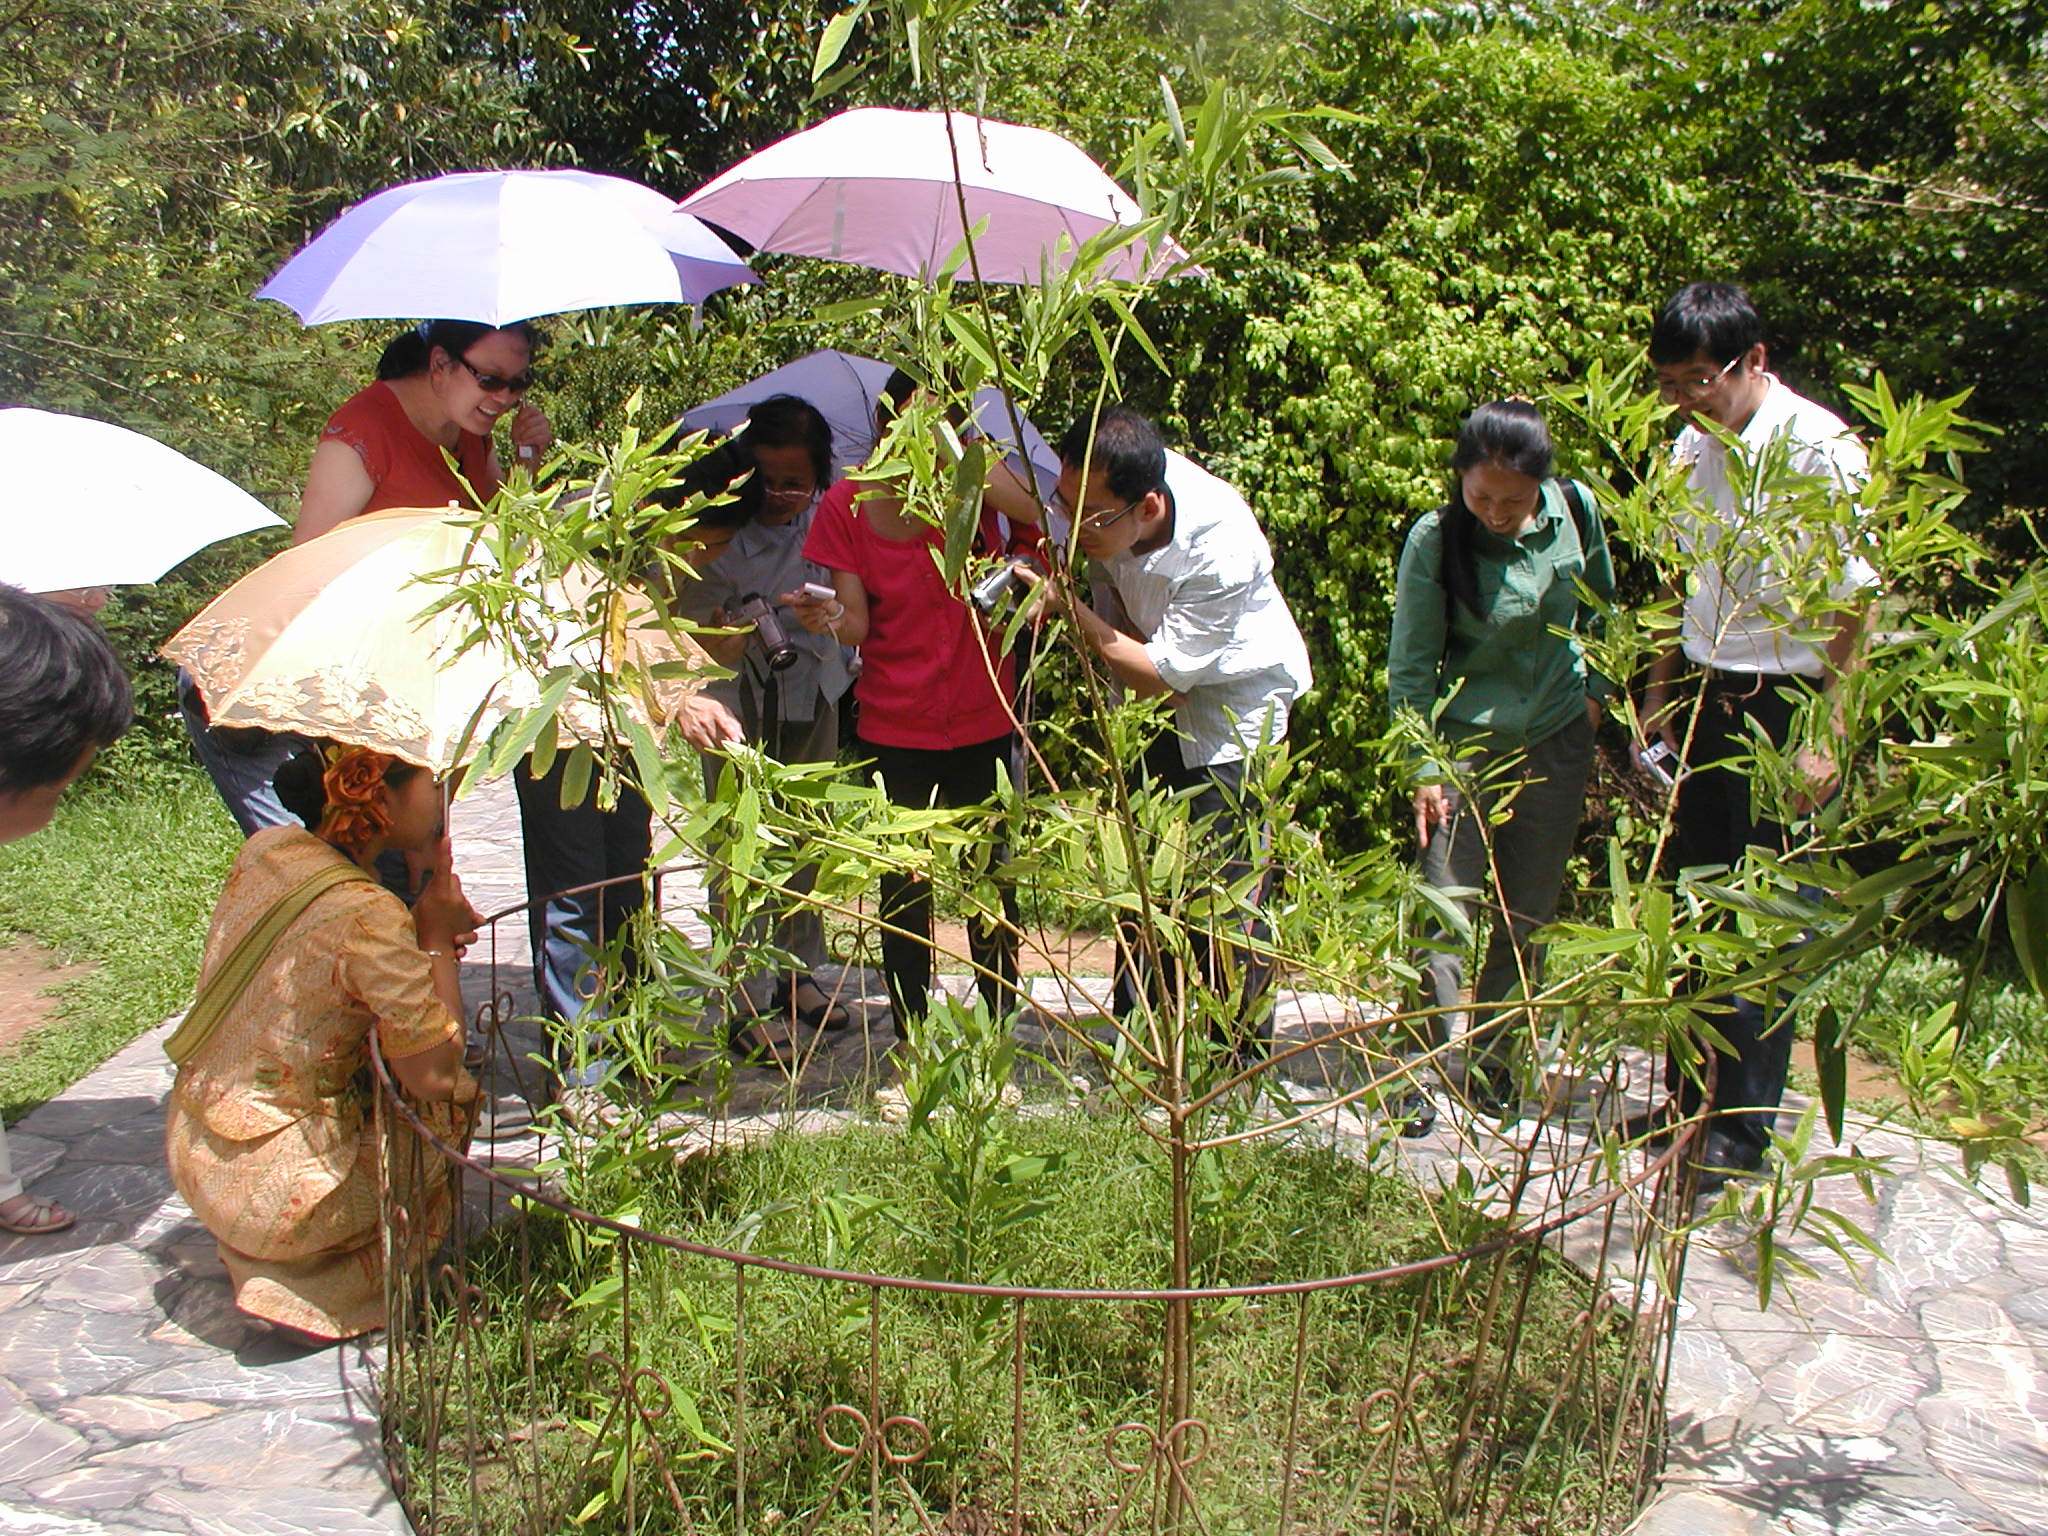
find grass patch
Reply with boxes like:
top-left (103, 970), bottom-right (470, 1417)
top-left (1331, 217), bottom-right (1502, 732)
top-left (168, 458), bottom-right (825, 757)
top-left (0, 749), bottom-right (238, 1121)
top-left (397, 1112), bottom-right (1654, 1534)
top-left (1798, 943), bottom-right (2048, 1118)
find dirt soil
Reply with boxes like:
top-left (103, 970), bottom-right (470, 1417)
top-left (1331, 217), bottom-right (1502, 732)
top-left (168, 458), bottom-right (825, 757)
top-left (0, 940), bottom-right (94, 1055)
top-left (931, 919), bottom-right (1119, 978)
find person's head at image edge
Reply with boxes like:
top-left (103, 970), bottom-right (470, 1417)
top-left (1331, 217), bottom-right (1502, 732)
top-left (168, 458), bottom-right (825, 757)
top-left (1649, 281), bottom-right (1771, 434)
top-left (376, 318), bottom-right (546, 442)
top-left (0, 583), bottom-right (133, 844)
top-left (274, 744), bottom-right (446, 867)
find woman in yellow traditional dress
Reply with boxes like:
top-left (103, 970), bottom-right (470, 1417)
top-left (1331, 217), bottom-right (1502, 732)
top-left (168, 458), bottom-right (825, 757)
top-left (165, 743), bottom-right (480, 1343)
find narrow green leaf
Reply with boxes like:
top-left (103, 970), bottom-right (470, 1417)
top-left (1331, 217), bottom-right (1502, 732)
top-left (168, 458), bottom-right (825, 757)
top-left (811, 4), bottom-right (866, 83)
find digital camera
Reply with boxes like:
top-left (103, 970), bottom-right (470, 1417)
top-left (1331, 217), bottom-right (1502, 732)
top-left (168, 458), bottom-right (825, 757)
top-left (733, 593), bottom-right (800, 671)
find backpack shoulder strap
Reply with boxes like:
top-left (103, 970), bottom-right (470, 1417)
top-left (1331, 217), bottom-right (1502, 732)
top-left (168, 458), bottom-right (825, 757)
top-left (1559, 478), bottom-right (1593, 546)
top-left (165, 858), bottom-right (377, 1067)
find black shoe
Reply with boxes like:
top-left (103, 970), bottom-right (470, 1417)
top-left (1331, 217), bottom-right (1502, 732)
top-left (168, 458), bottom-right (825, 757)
top-left (1464, 1063), bottom-right (1517, 1119)
top-left (1396, 1089), bottom-right (1437, 1139)
top-left (1690, 1130), bottom-right (1765, 1198)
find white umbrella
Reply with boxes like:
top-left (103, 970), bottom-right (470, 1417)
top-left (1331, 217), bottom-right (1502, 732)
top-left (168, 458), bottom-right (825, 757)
top-left (680, 349), bottom-right (1063, 496)
top-left (0, 408), bottom-right (284, 592)
top-left (677, 107), bottom-right (1191, 286)
top-left (257, 169), bottom-right (759, 327)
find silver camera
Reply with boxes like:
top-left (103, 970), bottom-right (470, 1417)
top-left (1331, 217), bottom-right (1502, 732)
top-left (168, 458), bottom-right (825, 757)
top-left (1636, 739), bottom-right (1682, 787)
top-left (732, 593), bottom-right (799, 671)
top-left (969, 557), bottom-right (1041, 617)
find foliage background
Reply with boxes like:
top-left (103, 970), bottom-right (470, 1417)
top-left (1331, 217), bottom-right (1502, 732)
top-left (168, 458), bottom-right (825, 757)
top-left (3, 0), bottom-right (2041, 847)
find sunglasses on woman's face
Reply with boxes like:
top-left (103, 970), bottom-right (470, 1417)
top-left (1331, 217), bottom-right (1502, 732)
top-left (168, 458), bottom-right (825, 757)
top-left (456, 355), bottom-right (538, 395)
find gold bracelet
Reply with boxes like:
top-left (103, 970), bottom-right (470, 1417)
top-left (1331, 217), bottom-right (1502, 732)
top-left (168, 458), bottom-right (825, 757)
top-left (422, 948), bottom-right (450, 960)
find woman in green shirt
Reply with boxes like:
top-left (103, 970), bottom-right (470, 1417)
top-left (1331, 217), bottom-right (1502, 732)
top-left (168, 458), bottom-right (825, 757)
top-left (1387, 400), bottom-right (1614, 1126)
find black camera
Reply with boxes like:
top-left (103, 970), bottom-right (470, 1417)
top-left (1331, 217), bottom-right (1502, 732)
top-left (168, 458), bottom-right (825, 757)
top-left (733, 593), bottom-right (800, 671)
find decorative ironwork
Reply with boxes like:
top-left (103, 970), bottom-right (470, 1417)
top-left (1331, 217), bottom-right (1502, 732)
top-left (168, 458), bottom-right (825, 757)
top-left (370, 874), bottom-right (1690, 1536)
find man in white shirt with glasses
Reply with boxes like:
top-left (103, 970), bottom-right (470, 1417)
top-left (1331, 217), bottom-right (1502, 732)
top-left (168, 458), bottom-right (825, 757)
top-left (1031, 405), bottom-right (1312, 1057)
top-left (1640, 281), bottom-right (1875, 1194)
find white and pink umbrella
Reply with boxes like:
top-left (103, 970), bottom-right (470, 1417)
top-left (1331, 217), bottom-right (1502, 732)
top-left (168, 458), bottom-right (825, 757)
top-left (258, 169), bottom-right (759, 327)
top-left (677, 107), bottom-right (1190, 286)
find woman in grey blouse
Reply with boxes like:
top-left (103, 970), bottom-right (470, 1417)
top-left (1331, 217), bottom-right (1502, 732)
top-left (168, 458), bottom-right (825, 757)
top-left (675, 396), bottom-right (854, 1050)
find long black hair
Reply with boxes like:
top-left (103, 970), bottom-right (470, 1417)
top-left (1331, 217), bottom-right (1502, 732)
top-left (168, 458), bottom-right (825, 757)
top-left (744, 393), bottom-right (833, 489)
top-left (1439, 400), bottom-right (1555, 618)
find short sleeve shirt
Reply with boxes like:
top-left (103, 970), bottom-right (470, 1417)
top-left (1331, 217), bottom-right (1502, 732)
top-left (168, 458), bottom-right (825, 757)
top-left (321, 382), bottom-right (498, 515)
top-left (802, 481), bottom-right (1015, 750)
top-left (1671, 376), bottom-right (1876, 677)
top-left (1094, 451), bottom-right (1313, 767)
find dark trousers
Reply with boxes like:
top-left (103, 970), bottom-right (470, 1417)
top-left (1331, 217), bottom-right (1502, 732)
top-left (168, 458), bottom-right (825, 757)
top-left (1112, 736), bottom-right (1278, 1055)
top-left (1668, 669), bottom-right (1813, 1156)
top-left (514, 757), bottom-right (653, 1034)
top-left (863, 734), bottom-right (1019, 1027)
top-left (1420, 713), bottom-right (1596, 1080)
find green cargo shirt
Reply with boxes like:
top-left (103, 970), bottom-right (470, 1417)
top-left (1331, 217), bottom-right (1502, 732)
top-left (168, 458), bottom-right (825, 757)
top-left (1387, 478), bottom-right (1615, 770)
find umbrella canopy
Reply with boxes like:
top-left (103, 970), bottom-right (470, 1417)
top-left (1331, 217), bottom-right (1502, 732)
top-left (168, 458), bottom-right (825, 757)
top-left (677, 107), bottom-right (1190, 285)
top-left (258, 169), bottom-right (759, 327)
top-left (679, 349), bottom-right (1063, 495)
top-left (0, 408), bottom-right (284, 593)
top-left (163, 506), bottom-right (707, 772)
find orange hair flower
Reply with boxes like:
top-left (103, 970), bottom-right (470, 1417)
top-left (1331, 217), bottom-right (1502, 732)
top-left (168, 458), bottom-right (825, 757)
top-left (316, 744), bottom-right (395, 851)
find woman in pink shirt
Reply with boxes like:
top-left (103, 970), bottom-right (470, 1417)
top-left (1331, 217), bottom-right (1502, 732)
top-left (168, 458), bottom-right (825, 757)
top-left (791, 373), bottom-right (1039, 1028)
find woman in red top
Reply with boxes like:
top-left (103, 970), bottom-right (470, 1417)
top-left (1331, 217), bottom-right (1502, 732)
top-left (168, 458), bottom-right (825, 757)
top-left (792, 372), bottom-right (1040, 1028)
top-left (296, 319), bottom-right (552, 542)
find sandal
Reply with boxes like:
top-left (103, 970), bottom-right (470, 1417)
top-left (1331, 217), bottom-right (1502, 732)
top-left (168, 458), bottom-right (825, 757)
top-left (784, 977), bottom-right (852, 1033)
top-left (0, 1193), bottom-right (75, 1236)
top-left (726, 1011), bottom-right (802, 1068)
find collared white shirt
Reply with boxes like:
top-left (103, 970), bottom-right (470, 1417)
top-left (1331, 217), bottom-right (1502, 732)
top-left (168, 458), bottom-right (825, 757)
top-left (1095, 450), bottom-right (1313, 768)
top-left (1672, 374), bottom-right (1877, 677)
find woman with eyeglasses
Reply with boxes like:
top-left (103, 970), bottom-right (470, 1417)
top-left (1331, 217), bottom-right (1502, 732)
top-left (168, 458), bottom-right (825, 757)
top-left (295, 319), bottom-right (552, 544)
top-left (670, 394), bottom-right (856, 1051)
top-left (177, 321), bottom-right (555, 841)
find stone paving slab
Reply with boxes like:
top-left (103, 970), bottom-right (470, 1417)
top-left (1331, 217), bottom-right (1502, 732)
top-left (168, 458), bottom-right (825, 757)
top-left (2, 772), bottom-right (2043, 1533)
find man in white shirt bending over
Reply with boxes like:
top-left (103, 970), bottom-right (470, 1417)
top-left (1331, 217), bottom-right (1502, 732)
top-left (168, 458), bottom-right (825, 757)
top-left (1641, 281), bottom-right (1876, 1194)
top-left (1035, 405), bottom-right (1313, 1056)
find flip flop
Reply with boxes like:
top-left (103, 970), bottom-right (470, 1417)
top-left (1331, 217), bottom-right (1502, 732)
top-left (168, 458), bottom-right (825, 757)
top-left (785, 977), bottom-right (852, 1033)
top-left (0, 1194), bottom-right (75, 1236)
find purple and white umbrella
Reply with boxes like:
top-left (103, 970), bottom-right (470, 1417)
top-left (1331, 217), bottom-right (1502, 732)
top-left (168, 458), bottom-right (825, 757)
top-left (258, 169), bottom-right (758, 326)
top-left (677, 108), bottom-right (1190, 286)
top-left (680, 349), bottom-right (1063, 497)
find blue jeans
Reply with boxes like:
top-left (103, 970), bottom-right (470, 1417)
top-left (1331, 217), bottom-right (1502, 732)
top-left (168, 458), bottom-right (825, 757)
top-left (514, 758), bottom-right (652, 1060)
top-left (177, 669), bottom-right (301, 835)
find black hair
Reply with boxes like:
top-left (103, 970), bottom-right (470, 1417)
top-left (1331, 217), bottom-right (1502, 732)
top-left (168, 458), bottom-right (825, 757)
top-left (273, 743), bottom-right (426, 830)
top-left (876, 367), bottom-right (919, 429)
top-left (1057, 405), bottom-right (1169, 503)
top-left (743, 394), bottom-right (833, 489)
top-left (0, 585), bottom-right (132, 797)
top-left (375, 319), bottom-right (545, 382)
top-left (656, 436), bottom-right (763, 530)
top-left (1439, 400), bottom-right (1555, 618)
top-left (1648, 282), bottom-right (1764, 368)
